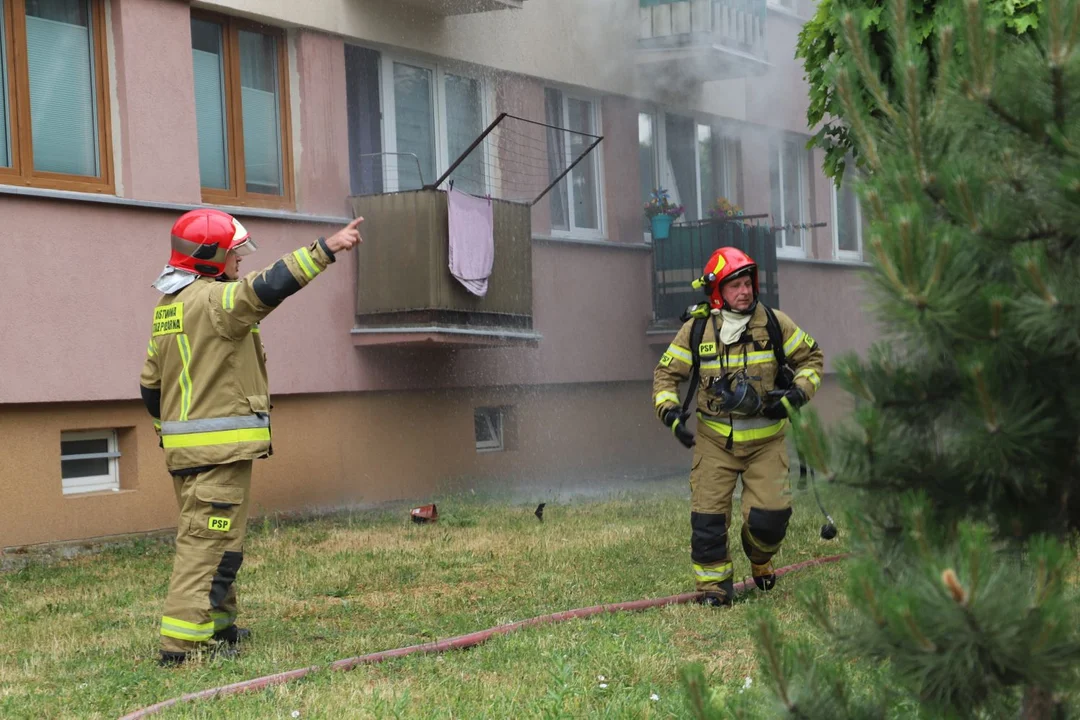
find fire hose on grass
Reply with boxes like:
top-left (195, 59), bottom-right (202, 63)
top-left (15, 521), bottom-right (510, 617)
top-left (118, 553), bottom-right (849, 720)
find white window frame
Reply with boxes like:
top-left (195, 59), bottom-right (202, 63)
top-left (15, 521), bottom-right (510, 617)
top-left (61, 430), bottom-right (120, 495)
top-left (546, 87), bottom-right (606, 240)
top-left (773, 136), bottom-right (810, 258)
top-left (474, 407), bottom-right (504, 453)
top-left (640, 109), bottom-right (661, 243)
top-left (831, 179), bottom-right (864, 262)
top-left (379, 53), bottom-right (492, 195)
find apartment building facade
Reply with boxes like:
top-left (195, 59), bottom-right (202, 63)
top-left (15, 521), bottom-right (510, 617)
top-left (0, 0), bottom-right (877, 549)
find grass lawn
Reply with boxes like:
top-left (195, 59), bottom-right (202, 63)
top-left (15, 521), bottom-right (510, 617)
top-left (0, 474), bottom-right (850, 719)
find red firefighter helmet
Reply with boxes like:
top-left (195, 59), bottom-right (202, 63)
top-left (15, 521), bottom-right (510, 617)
top-left (702, 247), bottom-right (759, 311)
top-left (168, 208), bottom-right (257, 277)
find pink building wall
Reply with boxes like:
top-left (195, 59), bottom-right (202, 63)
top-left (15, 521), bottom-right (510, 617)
top-left (0, 0), bottom-right (879, 407)
top-left (295, 31), bottom-right (352, 217)
top-left (110, 0), bottom-right (201, 202)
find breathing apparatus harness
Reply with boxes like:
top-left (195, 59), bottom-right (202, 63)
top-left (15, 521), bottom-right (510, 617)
top-left (672, 272), bottom-right (838, 541)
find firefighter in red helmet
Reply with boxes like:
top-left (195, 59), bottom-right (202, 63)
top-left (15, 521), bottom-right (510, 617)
top-left (140, 208), bottom-right (364, 665)
top-left (652, 247), bottom-right (824, 605)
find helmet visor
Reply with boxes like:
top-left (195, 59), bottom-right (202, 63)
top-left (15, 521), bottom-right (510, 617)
top-left (231, 237), bottom-right (258, 257)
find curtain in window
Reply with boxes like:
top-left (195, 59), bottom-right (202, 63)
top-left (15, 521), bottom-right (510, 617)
top-left (0, 0), bottom-right (9, 168)
top-left (836, 166), bottom-right (861, 253)
top-left (191, 18), bottom-right (229, 190)
top-left (545, 88), bottom-right (568, 231)
top-left (567, 98), bottom-right (598, 230)
top-left (717, 135), bottom-right (740, 204)
top-left (239, 29), bottom-right (283, 195)
top-left (394, 62), bottom-right (434, 191)
top-left (26, 0), bottom-right (98, 176)
top-left (782, 139), bottom-right (803, 247)
top-left (345, 45), bottom-right (383, 196)
top-left (445, 73), bottom-right (484, 196)
top-left (665, 114), bottom-right (697, 221)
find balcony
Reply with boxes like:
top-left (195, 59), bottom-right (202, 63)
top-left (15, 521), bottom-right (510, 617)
top-left (348, 190), bottom-right (538, 349)
top-left (637, 0), bottom-right (770, 88)
top-left (398, 0), bottom-right (525, 15)
top-left (649, 216), bottom-right (779, 342)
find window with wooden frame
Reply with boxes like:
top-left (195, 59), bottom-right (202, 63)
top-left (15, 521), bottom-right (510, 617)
top-left (190, 12), bottom-right (293, 208)
top-left (0, 0), bottom-right (113, 193)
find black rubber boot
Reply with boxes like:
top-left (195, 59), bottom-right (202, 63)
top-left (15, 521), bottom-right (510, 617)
top-left (752, 562), bottom-right (777, 591)
top-left (158, 651), bottom-right (188, 667)
top-left (697, 578), bottom-right (735, 607)
top-left (212, 626), bottom-right (251, 646)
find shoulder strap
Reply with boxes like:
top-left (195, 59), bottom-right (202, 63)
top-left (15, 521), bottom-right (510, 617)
top-left (763, 305), bottom-right (785, 365)
top-left (762, 304), bottom-right (794, 389)
top-left (680, 317), bottom-right (708, 415)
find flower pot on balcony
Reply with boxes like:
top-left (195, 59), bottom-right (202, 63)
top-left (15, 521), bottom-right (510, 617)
top-left (651, 214), bottom-right (674, 240)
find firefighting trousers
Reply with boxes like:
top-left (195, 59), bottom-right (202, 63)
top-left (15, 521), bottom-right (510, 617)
top-left (688, 433), bottom-right (792, 593)
top-left (160, 460), bottom-right (252, 654)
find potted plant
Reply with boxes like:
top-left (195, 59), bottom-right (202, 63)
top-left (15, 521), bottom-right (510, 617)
top-left (707, 196), bottom-right (746, 225)
top-left (644, 188), bottom-right (684, 240)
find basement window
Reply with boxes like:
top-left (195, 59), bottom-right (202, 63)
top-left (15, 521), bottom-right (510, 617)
top-left (474, 408), bottom-right (504, 452)
top-left (61, 430), bottom-right (120, 495)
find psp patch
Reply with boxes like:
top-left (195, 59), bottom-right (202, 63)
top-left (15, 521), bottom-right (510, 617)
top-left (698, 342), bottom-right (717, 356)
top-left (208, 517), bottom-right (232, 532)
top-left (659, 353), bottom-right (673, 367)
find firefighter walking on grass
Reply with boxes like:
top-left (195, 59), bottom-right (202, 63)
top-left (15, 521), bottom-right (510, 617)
top-left (652, 247), bottom-right (824, 606)
top-left (140, 208), bottom-right (363, 665)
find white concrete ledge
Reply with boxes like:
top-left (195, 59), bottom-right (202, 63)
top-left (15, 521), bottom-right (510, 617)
top-left (0, 184), bottom-right (353, 225)
top-left (533, 235), bottom-right (654, 252)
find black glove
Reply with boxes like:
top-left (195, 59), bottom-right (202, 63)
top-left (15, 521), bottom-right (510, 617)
top-left (662, 409), bottom-right (696, 449)
top-left (763, 387), bottom-right (807, 420)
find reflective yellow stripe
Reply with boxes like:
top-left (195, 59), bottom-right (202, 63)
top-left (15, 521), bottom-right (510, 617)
top-left (210, 611), bottom-right (236, 631)
top-left (744, 528), bottom-right (782, 553)
top-left (147, 339), bottom-right (157, 357)
top-left (161, 427), bottom-right (271, 449)
top-left (153, 419), bottom-right (162, 432)
top-left (698, 414), bottom-right (787, 442)
top-left (795, 368), bottom-right (822, 389)
top-left (693, 562), bottom-right (733, 582)
top-left (251, 326), bottom-right (260, 334)
top-left (223, 283), bottom-right (239, 311)
top-left (654, 391), bottom-right (680, 407)
top-left (293, 248), bottom-right (319, 280)
top-left (784, 329), bottom-right (807, 355)
top-left (160, 616), bottom-right (214, 642)
top-left (701, 351), bottom-right (775, 372)
top-left (664, 344), bottom-right (692, 365)
top-left (176, 334), bottom-right (193, 422)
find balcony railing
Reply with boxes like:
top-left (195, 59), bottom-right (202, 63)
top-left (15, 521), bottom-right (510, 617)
top-left (650, 215), bottom-right (779, 334)
top-left (637, 0), bottom-right (769, 81)
top-left (348, 189), bottom-right (537, 348)
top-left (399, 0), bottom-right (524, 15)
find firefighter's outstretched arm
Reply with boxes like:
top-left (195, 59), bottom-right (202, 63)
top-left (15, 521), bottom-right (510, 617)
top-left (210, 218), bottom-right (363, 340)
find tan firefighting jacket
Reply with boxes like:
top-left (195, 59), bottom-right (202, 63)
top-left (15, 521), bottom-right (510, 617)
top-left (140, 240), bottom-right (336, 471)
top-left (652, 304), bottom-right (825, 446)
